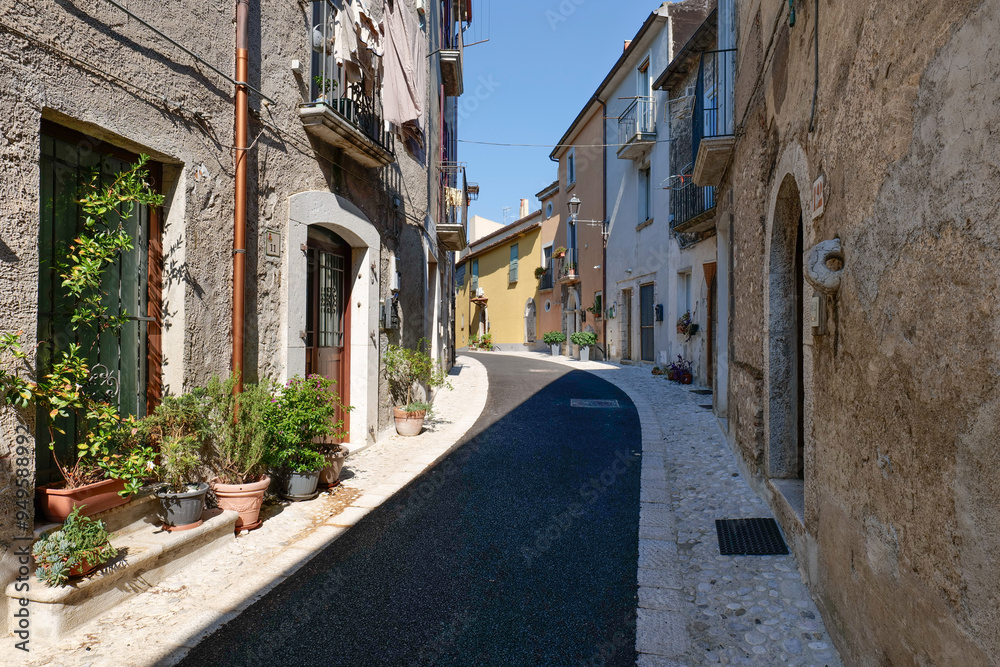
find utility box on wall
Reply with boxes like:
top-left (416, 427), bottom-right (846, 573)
top-left (654, 304), bottom-right (664, 322)
top-left (380, 299), bottom-right (399, 330)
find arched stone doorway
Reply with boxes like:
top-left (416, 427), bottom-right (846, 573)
top-left (766, 173), bottom-right (807, 480)
top-left (288, 191), bottom-right (380, 448)
top-left (524, 298), bottom-right (537, 345)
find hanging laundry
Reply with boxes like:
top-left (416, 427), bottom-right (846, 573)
top-left (382, 0), bottom-right (425, 129)
top-left (445, 187), bottom-right (464, 208)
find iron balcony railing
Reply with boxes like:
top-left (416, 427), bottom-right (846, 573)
top-left (693, 48), bottom-right (736, 160)
top-left (538, 268), bottom-right (554, 291)
top-left (618, 96), bottom-right (657, 148)
top-left (439, 162), bottom-right (469, 229)
top-left (307, 0), bottom-right (394, 155)
top-left (670, 179), bottom-right (716, 231)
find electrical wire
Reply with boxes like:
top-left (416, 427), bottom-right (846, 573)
top-left (459, 138), bottom-right (677, 149)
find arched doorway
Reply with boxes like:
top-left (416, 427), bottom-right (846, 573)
top-left (767, 174), bottom-right (806, 480)
top-left (524, 298), bottom-right (537, 345)
top-left (288, 191), bottom-right (380, 447)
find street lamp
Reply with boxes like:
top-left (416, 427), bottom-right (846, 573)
top-left (567, 194), bottom-right (582, 221)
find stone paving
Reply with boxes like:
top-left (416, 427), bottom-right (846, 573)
top-left (15, 356), bottom-right (489, 667)
top-left (500, 351), bottom-right (842, 667)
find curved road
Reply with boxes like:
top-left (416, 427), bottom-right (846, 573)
top-left (177, 353), bottom-right (642, 666)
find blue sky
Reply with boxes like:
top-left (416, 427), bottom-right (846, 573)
top-left (459, 1), bottom-right (660, 224)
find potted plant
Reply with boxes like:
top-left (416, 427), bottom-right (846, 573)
top-left (312, 75), bottom-right (338, 103)
top-left (478, 333), bottom-right (493, 351)
top-left (468, 334), bottom-right (479, 351)
top-left (383, 339), bottom-right (452, 437)
top-left (543, 331), bottom-right (566, 356)
top-left (138, 392), bottom-right (212, 530)
top-left (562, 261), bottom-right (578, 278)
top-left (571, 331), bottom-right (598, 362)
top-left (668, 355), bottom-right (693, 384)
top-left (586, 295), bottom-right (603, 319)
top-left (554, 246), bottom-right (567, 258)
top-left (205, 373), bottom-right (275, 531)
top-left (676, 311), bottom-right (700, 340)
top-left (32, 506), bottom-right (118, 587)
top-left (265, 375), bottom-right (349, 501)
top-left (534, 266), bottom-right (548, 280)
top-left (0, 158), bottom-right (162, 522)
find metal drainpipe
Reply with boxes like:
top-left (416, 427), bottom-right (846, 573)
top-left (232, 0), bottom-right (249, 391)
top-left (601, 99), bottom-right (608, 360)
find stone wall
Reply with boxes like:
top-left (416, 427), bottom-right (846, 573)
top-left (723, 0), bottom-right (999, 661)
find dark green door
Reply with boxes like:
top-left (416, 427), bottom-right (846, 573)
top-left (37, 128), bottom-right (157, 484)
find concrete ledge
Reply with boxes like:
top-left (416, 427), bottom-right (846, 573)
top-left (8, 509), bottom-right (237, 642)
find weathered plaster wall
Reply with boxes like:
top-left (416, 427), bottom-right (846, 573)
top-left (725, 0), bottom-right (998, 662)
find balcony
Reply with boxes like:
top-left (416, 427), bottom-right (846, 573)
top-left (617, 97), bottom-right (657, 161)
top-left (299, 1), bottom-right (394, 168)
top-left (537, 268), bottom-right (554, 291)
top-left (555, 248), bottom-right (580, 284)
top-left (692, 49), bottom-right (736, 186)
top-left (438, 162), bottom-right (469, 251)
top-left (670, 179), bottom-right (716, 234)
top-left (439, 1), bottom-right (468, 97)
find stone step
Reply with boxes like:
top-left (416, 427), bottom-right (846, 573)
top-left (9, 506), bottom-right (238, 642)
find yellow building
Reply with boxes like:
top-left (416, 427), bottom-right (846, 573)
top-left (455, 210), bottom-right (549, 351)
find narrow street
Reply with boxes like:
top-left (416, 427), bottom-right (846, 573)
top-left (176, 354), bottom-right (643, 666)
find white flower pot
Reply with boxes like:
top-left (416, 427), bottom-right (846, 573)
top-left (579, 347), bottom-right (590, 362)
top-left (550, 344), bottom-right (560, 356)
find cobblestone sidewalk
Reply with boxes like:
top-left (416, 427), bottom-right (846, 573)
top-left (500, 351), bottom-right (842, 667)
top-left (15, 356), bottom-right (489, 667)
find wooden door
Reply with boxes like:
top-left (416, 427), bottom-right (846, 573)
top-left (621, 289), bottom-right (633, 361)
top-left (306, 228), bottom-right (351, 442)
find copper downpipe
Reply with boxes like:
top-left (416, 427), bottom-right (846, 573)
top-left (232, 0), bottom-right (249, 392)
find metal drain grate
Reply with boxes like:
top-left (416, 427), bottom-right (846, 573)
top-left (570, 399), bottom-right (620, 409)
top-left (715, 518), bottom-right (789, 556)
top-left (690, 389), bottom-right (713, 395)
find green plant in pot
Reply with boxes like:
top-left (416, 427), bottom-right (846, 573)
top-left (265, 375), bottom-right (350, 501)
top-left (543, 330), bottom-right (566, 356)
top-left (32, 506), bottom-right (118, 587)
top-left (0, 158), bottom-right (162, 522)
top-left (139, 392), bottom-right (212, 530)
top-left (383, 339), bottom-right (452, 437)
top-left (570, 331), bottom-right (598, 362)
top-left (534, 266), bottom-right (547, 280)
top-left (204, 373), bottom-right (275, 531)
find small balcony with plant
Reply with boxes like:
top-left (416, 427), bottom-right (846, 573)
top-left (617, 96), bottom-right (657, 161)
top-left (535, 265), bottom-right (554, 291)
top-left (554, 247), bottom-right (580, 284)
top-left (299, 0), bottom-right (395, 168)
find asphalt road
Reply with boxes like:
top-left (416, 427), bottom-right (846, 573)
top-left (176, 353), bottom-right (642, 666)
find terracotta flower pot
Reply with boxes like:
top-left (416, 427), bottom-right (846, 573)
top-left (680, 373), bottom-right (693, 385)
top-left (67, 558), bottom-right (103, 579)
top-left (393, 407), bottom-right (426, 437)
top-left (210, 476), bottom-right (270, 531)
top-left (36, 478), bottom-right (129, 523)
top-left (319, 448), bottom-right (349, 488)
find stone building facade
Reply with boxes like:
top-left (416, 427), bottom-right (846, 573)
top-left (709, 0), bottom-right (1000, 661)
top-left (0, 0), bottom-right (470, 635)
